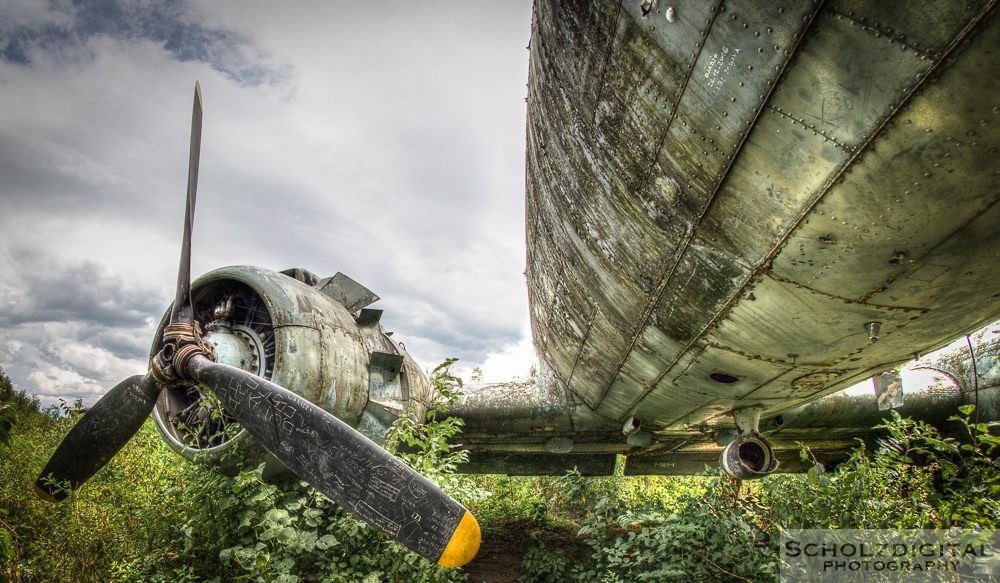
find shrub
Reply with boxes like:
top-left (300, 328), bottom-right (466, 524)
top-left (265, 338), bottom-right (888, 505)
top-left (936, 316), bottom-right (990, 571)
top-left (764, 405), bottom-right (999, 530)
top-left (520, 407), bottom-right (998, 583)
top-left (0, 413), bottom-right (190, 582)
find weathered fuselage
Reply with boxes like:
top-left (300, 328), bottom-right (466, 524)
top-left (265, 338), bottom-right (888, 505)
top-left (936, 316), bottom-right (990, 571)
top-left (524, 0), bottom-right (999, 430)
top-left (452, 0), bottom-right (1000, 475)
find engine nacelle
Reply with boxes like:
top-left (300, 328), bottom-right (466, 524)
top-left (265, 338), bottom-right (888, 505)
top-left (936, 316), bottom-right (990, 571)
top-left (720, 433), bottom-right (779, 480)
top-left (150, 265), bottom-right (432, 475)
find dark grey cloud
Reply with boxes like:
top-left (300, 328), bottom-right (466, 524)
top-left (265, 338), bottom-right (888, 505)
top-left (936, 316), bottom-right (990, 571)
top-left (1, 0), bottom-right (283, 85)
top-left (0, 249), bottom-right (166, 328)
top-left (0, 249), bottom-right (158, 404)
top-left (82, 327), bottom-right (154, 361)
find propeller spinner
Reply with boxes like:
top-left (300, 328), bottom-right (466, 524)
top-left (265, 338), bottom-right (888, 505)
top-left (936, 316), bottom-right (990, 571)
top-left (34, 83), bottom-right (480, 569)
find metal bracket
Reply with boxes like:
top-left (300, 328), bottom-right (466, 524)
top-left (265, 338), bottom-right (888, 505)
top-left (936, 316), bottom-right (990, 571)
top-left (356, 308), bottom-right (383, 327)
top-left (151, 321), bottom-right (216, 385)
top-left (732, 405), bottom-right (765, 437)
top-left (873, 370), bottom-right (904, 411)
top-left (318, 272), bottom-right (380, 313)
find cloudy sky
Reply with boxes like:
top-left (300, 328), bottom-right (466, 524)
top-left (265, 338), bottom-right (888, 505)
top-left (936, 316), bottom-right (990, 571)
top-left (0, 0), bottom-right (536, 406)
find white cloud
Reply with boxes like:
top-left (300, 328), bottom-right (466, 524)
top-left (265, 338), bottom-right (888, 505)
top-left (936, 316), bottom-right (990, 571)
top-left (476, 320), bottom-right (537, 382)
top-left (0, 318), bottom-right (152, 407)
top-left (28, 365), bottom-right (106, 401)
top-left (49, 338), bottom-right (146, 381)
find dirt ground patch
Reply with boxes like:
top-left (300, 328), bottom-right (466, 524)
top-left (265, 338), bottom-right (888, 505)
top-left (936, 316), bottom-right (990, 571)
top-left (462, 520), bottom-right (586, 583)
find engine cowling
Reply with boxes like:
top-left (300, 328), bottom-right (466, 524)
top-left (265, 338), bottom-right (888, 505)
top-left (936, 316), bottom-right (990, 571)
top-left (150, 265), bottom-right (432, 475)
top-left (720, 433), bottom-right (779, 480)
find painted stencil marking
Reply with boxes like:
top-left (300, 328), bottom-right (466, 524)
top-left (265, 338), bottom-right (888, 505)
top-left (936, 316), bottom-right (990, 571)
top-left (704, 47), bottom-right (740, 96)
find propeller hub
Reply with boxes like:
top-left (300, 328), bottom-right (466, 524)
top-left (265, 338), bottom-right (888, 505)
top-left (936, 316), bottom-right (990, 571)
top-left (204, 324), bottom-right (265, 376)
top-left (150, 322), bottom-right (216, 384)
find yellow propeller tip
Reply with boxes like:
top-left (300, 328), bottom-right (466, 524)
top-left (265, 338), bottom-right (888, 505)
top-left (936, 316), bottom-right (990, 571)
top-left (437, 511), bottom-right (481, 568)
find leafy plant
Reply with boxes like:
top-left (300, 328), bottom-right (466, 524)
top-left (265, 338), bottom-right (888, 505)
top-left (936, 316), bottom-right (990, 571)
top-left (137, 358), bottom-right (478, 582)
top-left (0, 361), bottom-right (477, 582)
top-left (385, 358), bottom-right (470, 488)
top-left (519, 407), bottom-right (998, 583)
top-left (764, 406), bottom-right (1000, 531)
top-left (521, 541), bottom-right (570, 582)
top-left (526, 469), bottom-right (774, 582)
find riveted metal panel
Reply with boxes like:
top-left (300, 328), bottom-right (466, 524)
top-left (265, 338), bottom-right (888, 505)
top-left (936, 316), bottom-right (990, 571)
top-left (651, 235), bottom-right (749, 346)
top-left (830, 0), bottom-right (991, 57)
top-left (527, 1), bottom-right (681, 401)
top-left (873, 199), bottom-right (1000, 345)
top-left (698, 109), bottom-right (846, 265)
top-left (595, 0), bottom-right (716, 184)
top-left (528, 244), bottom-right (595, 390)
top-left (586, 1), bottom-right (824, 416)
top-left (670, 347), bottom-right (808, 403)
top-left (775, 16), bottom-right (1000, 300)
top-left (566, 307), bottom-right (627, 408)
top-left (531, 0), bottom-right (621, 123)
top-left (525, 0), bottom-right (1000, 440)
top-left (617, 3), bottom-right (998, 426)
top-left (613, 324), bottom-right (686, 397)
top-left (613, 378), bottom-right (715, 428)
top-left (524, 121), bottom-right (594, 387)
top-left (270, 325), bottom-right (324, 403)
top-left (656, 0), bottom-right (821, 204)
top-left (528, 15), bottom-right (675, 321)
top-left (767, 11), bottom-right (929, 148)
top-left (625, 346), bottom-right (792, 425)
top-left (710, 275), bottom-right (923, 365)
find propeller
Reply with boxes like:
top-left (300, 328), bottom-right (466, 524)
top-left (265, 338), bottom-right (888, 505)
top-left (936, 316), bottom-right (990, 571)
top-left (33, 83), bottom-right (205, 502)
top-left (34, 83), bottom-right (480, 569)
top-left (33, 374), bottom-right (158, 501)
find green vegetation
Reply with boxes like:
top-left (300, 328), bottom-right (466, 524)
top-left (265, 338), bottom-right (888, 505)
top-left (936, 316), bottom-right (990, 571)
top-left (514, 407), bottom-right (999, 582)
top-left (0, 362), bottom-right (997, 582)
top-left (0, 364), bottom-right (474, 583)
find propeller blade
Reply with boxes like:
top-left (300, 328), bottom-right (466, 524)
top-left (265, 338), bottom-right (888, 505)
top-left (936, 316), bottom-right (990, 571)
top-left (185, 355), bottom-right (481, 568)
top-left (35, 374), bottom-right (159, 502)
top-left (170, 81), bottom-right (203, 325)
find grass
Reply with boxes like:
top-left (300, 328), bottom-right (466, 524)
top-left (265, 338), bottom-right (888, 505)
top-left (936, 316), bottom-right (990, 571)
top-left (1, 396), bottom-right (996, 582)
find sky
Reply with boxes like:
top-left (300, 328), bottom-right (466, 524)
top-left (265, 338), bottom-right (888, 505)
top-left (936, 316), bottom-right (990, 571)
top-left (0, 0), bottom-right (537, 406)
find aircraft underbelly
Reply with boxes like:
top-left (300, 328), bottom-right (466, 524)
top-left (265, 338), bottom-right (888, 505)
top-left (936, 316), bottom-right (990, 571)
top-left (525, 0), bottom-right (1000, 430)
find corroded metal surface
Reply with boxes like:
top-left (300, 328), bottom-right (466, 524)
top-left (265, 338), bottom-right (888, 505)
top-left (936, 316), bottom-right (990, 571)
top-left (524, 0), bottom-right (1000, 438)
top-left (449, 0), bottom-right (1000, 474)
top-left (151, 265), bottom-right (434, 472)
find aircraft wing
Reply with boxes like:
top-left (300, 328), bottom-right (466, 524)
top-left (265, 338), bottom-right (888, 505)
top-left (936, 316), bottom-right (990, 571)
top-left (452, 322), bottom-right (1000, 476)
